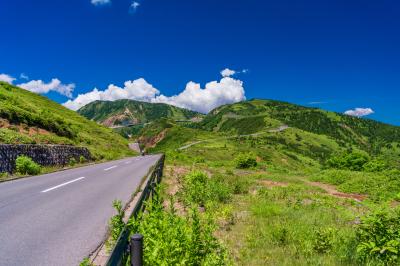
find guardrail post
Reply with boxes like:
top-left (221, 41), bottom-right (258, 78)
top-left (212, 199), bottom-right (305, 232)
top-left (130, 234), bottom-right (143, 266)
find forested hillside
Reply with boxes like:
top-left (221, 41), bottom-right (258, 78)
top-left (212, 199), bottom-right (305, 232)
top-left (78, 99), bottom-right (202, 127)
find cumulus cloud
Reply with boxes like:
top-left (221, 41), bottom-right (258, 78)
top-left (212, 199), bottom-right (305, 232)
top-left (344, 108), bottom-right (374, 117)
top-left (91, 0), bottom-right (111, 6)
top-left (153, 77), bottom-right (245, 113)
top-left (221, 68), bottom-right (236, 77)
top-left (220, 68), bottom-right (249, 77)
top-left (63, 78), bottom-right (160, 111)
top-left (18, 79), bottom-right (75, 98)
top-left (0, 73), bottom-right (16, 84)
top-left (63, 69), bottom-right (246, 113)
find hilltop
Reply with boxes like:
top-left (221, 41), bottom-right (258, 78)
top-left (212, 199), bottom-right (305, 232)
top-left (78, 99), bottom-right (202, 127)
top-left (0, 82), bottom-right (134, 160)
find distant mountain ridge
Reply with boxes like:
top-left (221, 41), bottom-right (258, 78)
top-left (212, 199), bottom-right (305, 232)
top-left (199, 99), bottom-right (400, 153)
top-left (78, 99), bottom-right (202, 127)
top-left (134, 98), bottom-right (400, 169)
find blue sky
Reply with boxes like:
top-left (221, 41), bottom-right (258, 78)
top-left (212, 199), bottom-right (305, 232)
top-left (0, 0), bottom-right (399, 124)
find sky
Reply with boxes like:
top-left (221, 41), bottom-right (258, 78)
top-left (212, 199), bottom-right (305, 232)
top-left (0, 0), bottom-right (399, 124)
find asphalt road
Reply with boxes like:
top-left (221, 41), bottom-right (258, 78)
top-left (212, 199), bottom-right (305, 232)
top-left (0, 155), bottom-right (161, 266)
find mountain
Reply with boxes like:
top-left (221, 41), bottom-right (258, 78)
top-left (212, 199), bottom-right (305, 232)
top-left (0, 82), bottom-right (134, 160)
top-left (136, 98), bottom-right (400, 265)
top-left (200, 99), bottom-right (400, 153)
top-left (77, 99), bottom-right (202, 128)
top-left (139, 98), bottom-right (400, 168)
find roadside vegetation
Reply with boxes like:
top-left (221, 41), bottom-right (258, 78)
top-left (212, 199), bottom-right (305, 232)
top-left (15, 155), bottom-right (41, 175)
top-left (0, 82), bottom-right (134, 160)
top-left (121, 99), bottom-right (400, 265)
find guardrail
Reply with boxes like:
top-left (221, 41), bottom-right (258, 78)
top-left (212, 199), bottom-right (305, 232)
top-left (105, 154), bottom-right (165, 266)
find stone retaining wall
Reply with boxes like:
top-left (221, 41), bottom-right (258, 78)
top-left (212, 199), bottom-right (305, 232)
top-left (0, 144), bottom-right (92, 173)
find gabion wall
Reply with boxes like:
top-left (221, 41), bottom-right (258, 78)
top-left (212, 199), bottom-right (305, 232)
top-left (0, 144), bottom-right (91, 173)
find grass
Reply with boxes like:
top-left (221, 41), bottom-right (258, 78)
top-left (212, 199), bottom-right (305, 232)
top-left (0, 82), bottom-right (135, 160)
top-left (138, 117), bottom-right (400, 265)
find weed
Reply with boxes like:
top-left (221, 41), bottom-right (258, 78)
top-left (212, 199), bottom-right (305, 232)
top-left (234, 152), bottom-right (257, 169)
top-left (15, 155), bottom-right (41, 175)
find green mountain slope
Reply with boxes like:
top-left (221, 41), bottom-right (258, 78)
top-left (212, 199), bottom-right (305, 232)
top-left (200, 99), bottom-right (400, 154)
top-left (139, 99), bottom-right (400, 168)
top-left (78, 99), bottom-right (202, 127)
top-left (0, 82), bottom-right (134, 160)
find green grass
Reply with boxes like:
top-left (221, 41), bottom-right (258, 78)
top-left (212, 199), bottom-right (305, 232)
top-left (311, 169), bottom-right (400, 202)
top-left (134, 98), bottom-right (400, 265)
top-left (0, 82), bottom-right (135, 160)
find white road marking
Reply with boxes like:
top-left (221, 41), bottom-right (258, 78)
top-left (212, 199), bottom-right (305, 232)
top-left (104, 165), bottom-right (118, 171)
top-left (41, 177), bottom-right (85, 193)
top-left (125, 161), bottom-right (131, 164)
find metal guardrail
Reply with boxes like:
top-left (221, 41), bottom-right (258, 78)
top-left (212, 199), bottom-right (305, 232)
top-left (105, 154), bottom-right (165, 266)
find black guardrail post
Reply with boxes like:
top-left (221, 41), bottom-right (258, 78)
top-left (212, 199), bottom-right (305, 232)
top-left (130, 234), bottom-right (143, 266)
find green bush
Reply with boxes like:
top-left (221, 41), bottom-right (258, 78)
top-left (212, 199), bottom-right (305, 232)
top-left (69, 157), bottom-right (77, 166)
top-left (128, 198), bottom-right (229, 265)
top-left (180, 171), bottom-right (235, 207)
top-left (363, 159), bottom-right (387, 172)
top-left (326, 152), bottom-right (370, 171)
top-left (181, 171), bottom-right (209, 206)
top-left (15, 155), bottom-right (41, 175)
top-left (313, 227), bottom-right (336, 254)
top-left (356, 208), bottom-right (400, 265)
top-left (107, 200), bottom-right (125, 249)
top-left (79, 155), bottom-right (87, 164)
top-left (234, 152), bottom-right (257, 169)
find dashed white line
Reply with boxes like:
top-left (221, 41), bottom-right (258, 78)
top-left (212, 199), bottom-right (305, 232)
top-left (41, 177), bottom-right (85, 193)
top-left (125, 161), bottom-right (131, 164)
top-left (104, 165), bottom-right (118, 171)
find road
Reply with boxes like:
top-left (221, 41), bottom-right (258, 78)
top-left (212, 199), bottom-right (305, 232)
top-left (178, 125), bottom-right (289, 150)
top-left (0, 155), bottom-right (161, 266)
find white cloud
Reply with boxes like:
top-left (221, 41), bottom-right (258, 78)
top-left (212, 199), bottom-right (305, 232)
top-left (220, 68), bottom-right (249, 77)
top-left (221, 68), bottom-right (236, 77)
top-left (63, 72), bottom-right (246, 113)
top-left (63, 78), bottom-right (159, 111)
top-left (0, 73), bottom-right (16, 84)
top-left (18, 79), bottom-right (75, 98)
top-left (308, 101), bottom-right (327, 105)
top-left (91, 0), bottom-right (111, 6)
top-left (129, 1), bottom-right (142, 14)
top-left (130, 1), bottom-right (140, 12)
top-left (153, 77), bottom-right (245, 113)
top-left (344, 108), bottom-right (374, 117)
top-left (19, 73), bottom-right (29, 80)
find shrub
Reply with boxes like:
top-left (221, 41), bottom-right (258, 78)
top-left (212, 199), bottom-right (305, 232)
top-left (107, 200), bottom-right (125, 249)
top-left (79, 155), bottom-right (87, 164)
top-left (235, 152), bottom-right (257, 169)
top-left (180, 171), bottom-right (235, 207)
top-left (313, 227), bottom-right (336, 254)
top-left (69, 157), bottom-right (77, 166)
top-left (15, 155), bottom-right (41, 175)
top-left (326, 151), bottom-right (370, 171)
top-left (180, 171), bottom-right (210, 206)
top-left (363, 159), bottom-right (387, 172)
top-left (356, 208), bottom-right (400, 264)
top-left (128, 198), bottom-right (229, 265)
